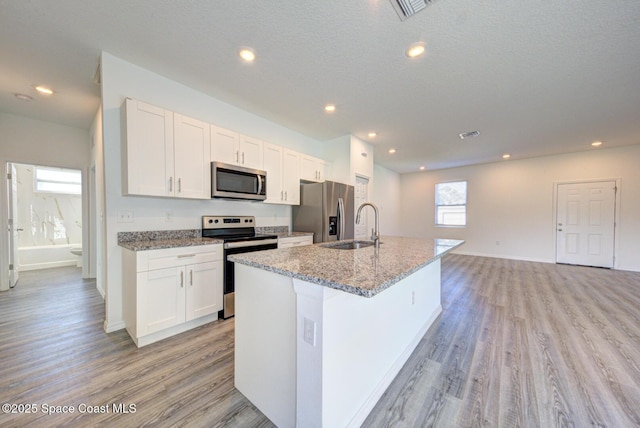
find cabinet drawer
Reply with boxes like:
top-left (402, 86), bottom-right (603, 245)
top-left (137, 245), bottom-right (222, 272)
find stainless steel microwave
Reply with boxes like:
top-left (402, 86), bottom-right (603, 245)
top-left (211, 162), bottom-right (267, 201)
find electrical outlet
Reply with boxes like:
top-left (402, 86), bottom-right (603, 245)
top-left (118, 210), bottom-right (134, 223)
top-left (165, 211), bottom-right (174, 222)
top-left (303, 317), bottom-right (316, 346)
top-left (496, 240), bottom-right (500, 246)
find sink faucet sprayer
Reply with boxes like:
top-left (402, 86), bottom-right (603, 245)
top-left (356, 202), bottom-right (380, 250)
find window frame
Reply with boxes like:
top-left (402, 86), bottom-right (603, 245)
top-left (435, 180), bottom-right (467, 227)
top-left (33, 166), bottom-right (82, 195)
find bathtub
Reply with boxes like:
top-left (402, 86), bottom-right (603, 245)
top-left (18, 244), bottom-right (81, 271)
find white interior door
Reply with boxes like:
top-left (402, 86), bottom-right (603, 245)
top-left (556, 181), bottom-right (616, 268)
top-left (8, 163), bottom-right (19, 287)
top-left (354, 176), bottom-right (369, 240)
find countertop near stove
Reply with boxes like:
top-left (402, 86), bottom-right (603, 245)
top-left (117, 230), bottom-right (222, 251)
top-left (229, 236), bottom-right (464, 297)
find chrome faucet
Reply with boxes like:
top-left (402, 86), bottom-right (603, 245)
top-left (356, 202), bottom-right (380, 249)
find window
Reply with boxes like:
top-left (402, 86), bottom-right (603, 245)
top-left (34, 166), bottom-right (82, 195)
top-left (435, 181), bottom-right (467, 226)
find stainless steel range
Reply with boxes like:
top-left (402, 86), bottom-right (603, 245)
top-left (202, 216), bottom-right (278, 319)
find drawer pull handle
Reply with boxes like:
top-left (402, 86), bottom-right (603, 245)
top-left (177, 254), bottom-right (196, 258)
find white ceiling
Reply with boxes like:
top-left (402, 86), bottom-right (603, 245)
top-left (1, 0), bottom-right (639, 173)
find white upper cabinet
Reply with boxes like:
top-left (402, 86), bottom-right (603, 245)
top-left (239, 134), bottom-right (264, 170)
top-left (263, 142), bottom-right (283, 204)
top-left (211, 125), bottom-right (264, 170)
top-left (263, 143), bottom-right (300, 205)
top-left (282, 148), bottom-right (300, 204)
top-left (300, 154), bottom-right (330, 182)
top-left (122, 98), bottom-right (174, 197)
top-left (122, 98), bottom-right (210, 199)
top-left (210, 125), bottom-right (240, 165)
top-left (173, 113), bottom-right (211, 199)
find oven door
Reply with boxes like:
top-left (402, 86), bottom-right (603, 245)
top-left (221, 239), bottom-right (278, 319)
top-left (211, 162), bottom-right (267, 201)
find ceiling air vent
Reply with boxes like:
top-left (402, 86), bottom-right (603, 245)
top-left (459, 130), bottom-right (480, 140)
top-left (390, 0), bottom-right (436, 21)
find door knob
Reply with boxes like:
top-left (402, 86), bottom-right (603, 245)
top-left (558, 228), bottom-right (563, 232)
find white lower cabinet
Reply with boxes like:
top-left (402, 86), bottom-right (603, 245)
top-left (278, 235), bottom-right (314, 249)
top-left (123, 244), bottom-right (223, 347)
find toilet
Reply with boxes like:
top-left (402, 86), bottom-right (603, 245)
top-left (70, 246), bottom-right (83, 267)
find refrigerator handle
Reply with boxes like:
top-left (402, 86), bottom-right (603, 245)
top-left (337, 197), bottom-right (345, 240)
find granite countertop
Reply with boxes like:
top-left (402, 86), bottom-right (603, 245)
top-left (119, 237), bottom-right (222, 251)
top-left (229, 236), bottom-right (464, 297)
top-left (117, 230), bottom-right (222, 251)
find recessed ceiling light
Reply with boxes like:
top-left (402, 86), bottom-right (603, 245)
top-left (459, 130), bottom-right (480, 140)
top-left (502, 153), bottom-right (511, 159)
top-left (368, 132), bottom-right (377, 138)
top-left (14, 93), bottom-right (33, 102)
top-left (592, 141), bottom-right (603, 147)
top-left (388, 148), bottom-right (396, 154)
top-left (238, 48), bottom-right (255, 62)
top-left (406, 42), bottom-right (425, 58)
top-left (34, 85), bottom-right (54, 95)
top-left (324, 104), bottom-right (336, 113)
top-left (419, 166), bottom-right (425, 171)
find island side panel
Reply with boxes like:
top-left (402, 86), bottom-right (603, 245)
top-left (234, 264), bottom-right (297, 428)
top-left (294, 258), bottom-right (442, 428)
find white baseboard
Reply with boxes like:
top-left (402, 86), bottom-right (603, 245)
top-left (452, 250), bottom-right (640, 272)
top-left (103, 319), bottom-right (126, 333)
top-left (451, 250), bottom-right (554, 264)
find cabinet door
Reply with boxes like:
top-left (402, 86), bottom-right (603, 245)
top-left (138, 267), bottom-right (185, 336)
top-left (282, 148), bottom-right (300, 205)
top-left (186, 260), bottom-right (223, 321)
top-left (174, 114), bottom-right (211, 199)
top-left (263, 142), bottom-right (284, 204)
top-left (299, 154), bottom-right (318, 182)
top-left (123, 98), bottom-right (174, 196)
top-left (317, 159), bottom-right (330, 182)
top-left (211, 125), bottom-right (240, 165)
top-left (239, 135), bottom-right (264, 169)
top-left (299, 154), bottom-right (328, 182)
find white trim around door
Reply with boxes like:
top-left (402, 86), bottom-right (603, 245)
top-left (554, 179), bottom-right (618, 268)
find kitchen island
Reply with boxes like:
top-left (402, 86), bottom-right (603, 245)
top-left (229, 236), bottom-right (464, 428)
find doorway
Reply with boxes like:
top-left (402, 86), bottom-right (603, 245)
top-left (555, 180), bottom-right (616, 268)
top-left (5, 162), bottom-right (84, 284)
top-left (8, 164), bottom-right (19, 287)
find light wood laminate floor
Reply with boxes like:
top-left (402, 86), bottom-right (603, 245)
top-left (1, 255), bottom-right (640, 427)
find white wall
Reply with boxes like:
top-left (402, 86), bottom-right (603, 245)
top-left (0, 112), bottom-right (90, 290)
top-left (99, 52), bottom-right (329, 331)
top-left (325, 135), bottom-right (374, 186)
top-left (399, 144), bottom-right (640, 271)
top-left (372, 164), bottom-right (401, 237)
top-left (90, 107), bottom-right (106, 296)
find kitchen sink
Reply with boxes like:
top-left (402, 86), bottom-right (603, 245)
top-left (321, 240), bottom-right (379, 250)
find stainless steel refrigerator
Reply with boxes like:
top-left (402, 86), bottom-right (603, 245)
top-left (292, 181), bottom-right (354, 243)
